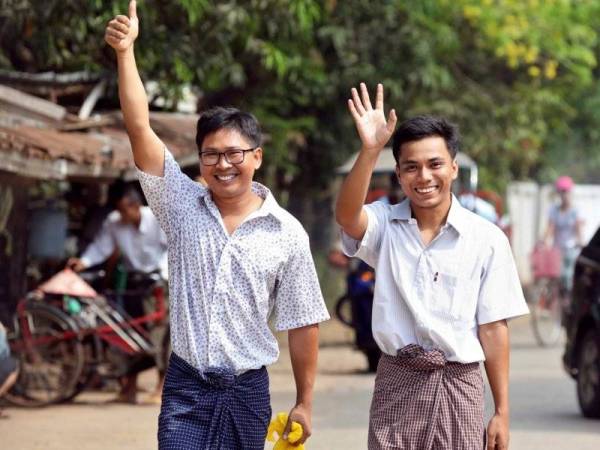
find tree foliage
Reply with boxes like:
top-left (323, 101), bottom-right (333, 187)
top-left (2, 0), bottom-right (600, 198)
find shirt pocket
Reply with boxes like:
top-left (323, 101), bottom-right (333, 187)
top-left (433, 272), bottom-right (479, 325)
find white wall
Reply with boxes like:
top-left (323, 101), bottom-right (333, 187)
top-left (507, 182), bottom-right (600, 285)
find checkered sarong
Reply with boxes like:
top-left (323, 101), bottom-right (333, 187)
top-left (368, 344), bottom-right (484, 450)
top-left (158, 352), bottom-right (271, 450)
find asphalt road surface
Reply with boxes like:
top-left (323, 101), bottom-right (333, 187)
top-left (1, 317), bottom-right (599, 449)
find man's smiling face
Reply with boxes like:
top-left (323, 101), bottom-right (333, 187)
top-left (199, 128), bottom-right (262, 200)
top-left (395, 136), bottom-right (458, 211)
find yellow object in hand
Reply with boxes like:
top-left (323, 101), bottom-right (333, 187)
top-left (266, 412), bottom-right (305, 450)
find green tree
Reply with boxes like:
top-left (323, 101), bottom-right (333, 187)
top-left (2, 0), bottom-right (600, 202)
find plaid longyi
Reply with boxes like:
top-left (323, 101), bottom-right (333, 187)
top-left (368, 344), bottom-right (485, 450)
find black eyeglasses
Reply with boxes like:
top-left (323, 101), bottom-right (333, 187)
top-left (199, 147), bottom-right (257, 166)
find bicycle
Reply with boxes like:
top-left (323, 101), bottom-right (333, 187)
top-left (529, 244), bottom-right (573, 347)
top-left (5, 269), bottom-right (169, 407)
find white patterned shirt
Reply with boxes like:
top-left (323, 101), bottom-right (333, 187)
top-left (342, 196), bottom-right (529, 363)
top-left (137, 149), bottom-right (329, 373)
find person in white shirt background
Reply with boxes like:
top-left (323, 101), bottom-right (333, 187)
top-left (68, 184), bottom-right (168, 405)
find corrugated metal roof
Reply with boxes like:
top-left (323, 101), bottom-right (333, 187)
top-left (1, 126), bottom-right (104, 163)
top-left (0, 69), bottom-right (102, 86)
top-left (0, 85), bottom-right (67, 121)
top-left (0, 111), bottom-right (200, 180)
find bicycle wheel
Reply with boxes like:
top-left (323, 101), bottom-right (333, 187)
top-left (530, 278), bottom-right (563, 347)
top-left (5, 302), bottom-right (86, 407)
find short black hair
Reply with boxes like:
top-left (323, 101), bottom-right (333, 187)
top-left (195, 107), bottom-right (262, 151)
top-left (391, 115), bottom-right (460, 163)
top-left (110, 182), bottom-right (142, 206)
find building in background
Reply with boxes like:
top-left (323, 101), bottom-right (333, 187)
top-left (0, 72), bottom-right (201, 323)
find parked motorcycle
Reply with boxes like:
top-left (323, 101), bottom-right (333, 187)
top-left (335, 260), bottom-right (381, 372)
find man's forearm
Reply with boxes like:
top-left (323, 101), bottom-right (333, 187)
top-left (116, 47), bottom-right (150, 135)
top-left (335, 150), bottom-right (378, 228)
top-left (288, 324), bottom-right (319, 406)
top-left (479, 320), bottom-right (510, 414)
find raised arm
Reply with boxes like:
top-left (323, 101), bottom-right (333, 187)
top-left (335, 83), bottom-right (397, 240)
top-left (105, 0), bottom-right (164, 176)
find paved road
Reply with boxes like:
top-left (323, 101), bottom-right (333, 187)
top-left (271, 317), bottom-right (600, 449)
top-left (1, 318), bottom-right (599, 449)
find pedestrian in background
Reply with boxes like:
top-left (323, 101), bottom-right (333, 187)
top-left (544, 175), bottom-right (584, 291)
top-left (68, 185), bottom-right (169, 405)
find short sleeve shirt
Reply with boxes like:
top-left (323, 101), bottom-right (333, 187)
top-left (342, 196), bottom-right (529, 363)
top-left (549, 204), bottom-right (579, 251)
top-left (136, 149), bottom-right (329, 373)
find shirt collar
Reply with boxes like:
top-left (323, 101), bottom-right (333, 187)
top-left (445, 195), bottom-right (468, 235)
top-left (389, 194), bottom-right (467, 235)
top-left (389, 197), bottom-right (412, 221)
top-left (200, 181), bottom-right (284, 222)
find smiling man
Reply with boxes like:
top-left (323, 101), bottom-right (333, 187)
top-left (104, 2), bottom-right (329, 449)
top-left (336, 83), bottom-right (529, 450)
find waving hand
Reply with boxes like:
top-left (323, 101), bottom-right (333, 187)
top-left (348, 83), bottom-right (397, 153)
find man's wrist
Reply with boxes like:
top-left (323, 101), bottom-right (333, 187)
top-left (494, 406), bottom-right (509, 417)
top-left (116, 46), bottom-right (135, 59)
top-left (360, 145), bottom-right (385, 155)
top-left (78, 256), bottom-right (91, 269)
top-left (295, 396), bottom-right (313, 409)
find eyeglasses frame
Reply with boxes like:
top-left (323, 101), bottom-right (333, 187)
top-left (198, 147), bottom-right (258, 166)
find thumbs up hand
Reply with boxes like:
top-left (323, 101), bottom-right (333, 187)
top-left (105, 0), bottom-right (139, 52)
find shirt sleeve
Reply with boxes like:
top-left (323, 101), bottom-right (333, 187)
top-left (271, 231), bottom-right (330, 331)
top-left (80, 219), bottom-right (116, 268)
top-left (136, 148), bottom-right (202, 235)
top-left (476, 233), bottom-right (530, 324)
top-left (340, 201), bottom-right (387, 268)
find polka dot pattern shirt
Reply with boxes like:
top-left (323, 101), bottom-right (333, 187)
top-left (137, 149), bottom-right (329, 373)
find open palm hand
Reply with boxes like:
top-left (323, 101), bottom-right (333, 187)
top-left (348, 83), bottom-right (397, 153)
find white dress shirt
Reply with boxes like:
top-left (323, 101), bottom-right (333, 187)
top-left (136, 149), bottom-right (330, 373)
top-left (342, 196), bottom-right (529, 363)
top-left (80, 206), bottom-right (168, 279)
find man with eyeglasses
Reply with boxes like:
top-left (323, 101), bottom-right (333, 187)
top-left (105, 2), bottom-right (329, 449)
